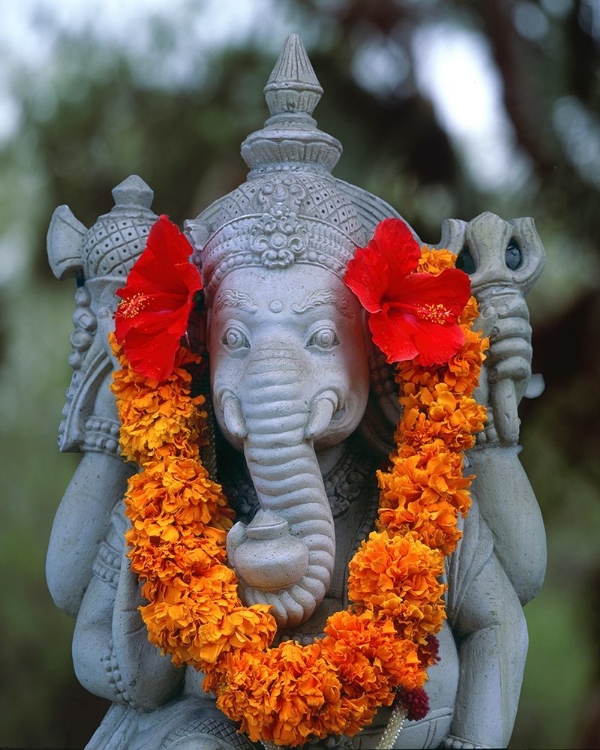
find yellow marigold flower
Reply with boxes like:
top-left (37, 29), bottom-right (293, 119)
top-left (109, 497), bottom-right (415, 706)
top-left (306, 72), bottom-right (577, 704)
top-left (417, 246), bottom-right (456, 275)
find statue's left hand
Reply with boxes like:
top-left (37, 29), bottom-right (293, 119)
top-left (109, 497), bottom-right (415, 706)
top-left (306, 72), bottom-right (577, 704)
top-left (441, 736), bottom-right (494, 749)
top-left (477, 295), bottom-right (532, 446)
top-left (111, 551), bottom-right (184, 710)
top-left (485, 295), bottom-right (532, 401)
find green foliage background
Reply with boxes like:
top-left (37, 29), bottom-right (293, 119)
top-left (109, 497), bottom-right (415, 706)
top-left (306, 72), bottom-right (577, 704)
top-left (1, 1), bottom-right (599, 747)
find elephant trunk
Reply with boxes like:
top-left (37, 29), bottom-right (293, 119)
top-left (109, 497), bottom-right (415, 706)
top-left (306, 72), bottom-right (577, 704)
top-left (223, 350), bottom-right (336, 628)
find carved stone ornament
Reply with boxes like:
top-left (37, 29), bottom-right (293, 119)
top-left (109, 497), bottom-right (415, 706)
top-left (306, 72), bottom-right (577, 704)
top-left (46, 33), bottom-right (546, 750)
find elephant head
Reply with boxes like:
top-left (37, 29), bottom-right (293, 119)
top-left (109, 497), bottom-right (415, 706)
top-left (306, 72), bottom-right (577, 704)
top-left (208, 262), bottom-right (370, 627)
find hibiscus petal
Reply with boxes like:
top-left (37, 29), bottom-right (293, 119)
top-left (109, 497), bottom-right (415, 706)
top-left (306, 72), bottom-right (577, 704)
top-left (408, 318), bottom-right (465, 366)
top-left (345, 219), bottom-right (422, 313)
top-left (369, 310), bottom-right (418, 364)
top-left (114, 215), bottom-right (203, 382)
top-left (345, 246), bottom-right (388, 313)
top-left (370, 218), bottom-right (420, 279)
top-left (387, 269), bottom-right (471, 321)
top-left (121, 325), bottom-right (181, 382)
top-left (117, 215), bottom-right (202, 298)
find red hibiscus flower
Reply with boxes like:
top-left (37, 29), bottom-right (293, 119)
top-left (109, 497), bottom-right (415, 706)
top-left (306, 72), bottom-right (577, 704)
top-left (114, 214), bottom-right (202, 382)
top-left (344, 218), bottom-right (470, 366)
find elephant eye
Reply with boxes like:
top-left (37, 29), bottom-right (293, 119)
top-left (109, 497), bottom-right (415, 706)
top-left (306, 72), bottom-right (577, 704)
top-left (222, 326), bottom-right (250, 352)
top-left (307, 326), bottom-right (340, 351)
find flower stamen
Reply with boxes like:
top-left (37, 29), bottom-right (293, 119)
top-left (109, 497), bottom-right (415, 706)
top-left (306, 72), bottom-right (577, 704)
top-left (117, 292), bottom-right (149, 319)
top-left (414, 302), bottom-right (452, 325)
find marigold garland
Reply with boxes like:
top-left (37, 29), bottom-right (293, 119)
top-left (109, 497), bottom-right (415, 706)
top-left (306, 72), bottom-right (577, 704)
top-left (109, 245), bottom-right (488, 748)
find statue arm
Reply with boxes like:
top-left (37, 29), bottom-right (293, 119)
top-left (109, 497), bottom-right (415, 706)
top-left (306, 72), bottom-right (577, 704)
top-left (72, 506), bottom-right (184, 710)
top-left (468, 302), bottom-right (546, 605)
top-left (46, 450), bottom-right (135, 618)
top-left (445, 547), bottom-right (528, 748)
top-left (468, 444), bottom-right (545, 605)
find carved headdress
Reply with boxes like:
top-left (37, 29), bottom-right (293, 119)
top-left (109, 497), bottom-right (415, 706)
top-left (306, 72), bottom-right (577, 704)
top-left (47, 176), bottom-right (158, 452)
top-left (187, 34), bottom-right (404, 299)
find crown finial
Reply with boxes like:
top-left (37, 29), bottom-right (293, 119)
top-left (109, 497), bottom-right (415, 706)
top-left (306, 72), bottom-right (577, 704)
top-left (240, 34), bottom-right (341, 174)
top-left (264, 34), bottom-right (324, 120)
top-left (111, 175), bottom-right (154, 209)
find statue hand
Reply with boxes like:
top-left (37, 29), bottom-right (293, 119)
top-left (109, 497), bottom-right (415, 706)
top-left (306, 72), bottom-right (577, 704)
top-left (111, 551), bottom-right (184, 709)
top-left (441, 735), bottom-right (494, 749)
top-left (479, 295), bottom-right (532, 445)
top-left (486, 299), bottom-right (532, 401)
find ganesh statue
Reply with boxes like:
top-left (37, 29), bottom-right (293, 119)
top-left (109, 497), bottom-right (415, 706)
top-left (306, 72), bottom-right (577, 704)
top-left (46, 35), bottom-right (546, 750)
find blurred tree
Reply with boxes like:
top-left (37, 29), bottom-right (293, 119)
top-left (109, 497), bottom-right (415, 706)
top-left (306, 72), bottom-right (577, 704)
top-left (1, 0), bottom-right (599, 747)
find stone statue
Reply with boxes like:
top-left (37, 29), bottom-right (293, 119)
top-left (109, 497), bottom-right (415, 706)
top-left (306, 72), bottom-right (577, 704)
top-left (46, 35), bottom-right (546, 750)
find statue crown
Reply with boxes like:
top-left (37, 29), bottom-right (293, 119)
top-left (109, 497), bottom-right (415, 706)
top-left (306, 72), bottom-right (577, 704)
top-left (187, 34), bottom-right (367, 299)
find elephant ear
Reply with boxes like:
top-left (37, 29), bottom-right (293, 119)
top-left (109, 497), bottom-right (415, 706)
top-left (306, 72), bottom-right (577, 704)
top-left (333, 179), bottom-right (410, 454)
top-left (334, 178), bottom-right (420, 243)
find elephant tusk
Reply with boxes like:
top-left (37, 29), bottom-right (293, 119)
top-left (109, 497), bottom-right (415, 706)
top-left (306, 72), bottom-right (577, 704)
top-left (304, 390), bottom-right (338, 440)
top-left (221, 393), bottom-right (248, 440)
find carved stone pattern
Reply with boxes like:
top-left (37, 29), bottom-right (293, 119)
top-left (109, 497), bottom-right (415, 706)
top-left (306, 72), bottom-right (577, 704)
top-left (58, 286), bottom-right (98, 447)
top-left (101, 639), bottom-right (145, 710)
top-left (83, 416), bottom-right (122, 457)
top-left (244, 137), bottom-right (342, 175)
top-left (251, 206), bottom-right (308, 269)
top-left (323, 449), bottom-right (379, 518)
top-left (207, 173), bottom-right (363, 243)
top-left (68, 285), bottom-right (97, 370)
top-left (215, 289), bottom-right (258, 314)
top-left (92, 540), bottom-right (122, 590)
top-left (83, 216), bottom-right (151, 280)
top-left (316, 734), bottom-right (356, 749)
top-left (263, 33), bottom-right (323, 118)
top-left (368, 351), bottom-right (396, 397)
top-left (347, 474), bottom-right (381, 556)
top-left (202, 218), bottom-right (358, 302)
top-left (291, 290), bottom-right (353, 318)
top-left (258, 176), bottom-right (307, 210)
top-left (160, 717), bottom-right (253, 750)
top-left (442, 736), bottom-right (495, 749)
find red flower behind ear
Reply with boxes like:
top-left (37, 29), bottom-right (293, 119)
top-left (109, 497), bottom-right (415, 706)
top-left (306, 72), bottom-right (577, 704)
top-left (344, 218), bottom-right (471, 366)
top-left (114, 215), bottom-right (202, 382)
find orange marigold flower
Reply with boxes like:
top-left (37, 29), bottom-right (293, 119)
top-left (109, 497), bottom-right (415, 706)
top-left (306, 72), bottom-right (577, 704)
top-left (124, 455), bottom-right (231, 535)
top-left (398, 383), bottom-right (486, 452)
top-left (110, 335), bottom-right (205, 464)
top-left (323, 610), bottom-right (425, 696)
top-left (214, 642), bottom-right (347, 746)
top-left (195, 605), bottom-right (277, 667)
top-left (348, 532), bottom-right (446, 644)
top-left (376, 446), bottom-right (471, 553)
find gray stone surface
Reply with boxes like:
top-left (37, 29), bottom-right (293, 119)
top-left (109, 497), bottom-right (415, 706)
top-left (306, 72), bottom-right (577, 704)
top-left (46, 34), bottom-right (546, 750)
